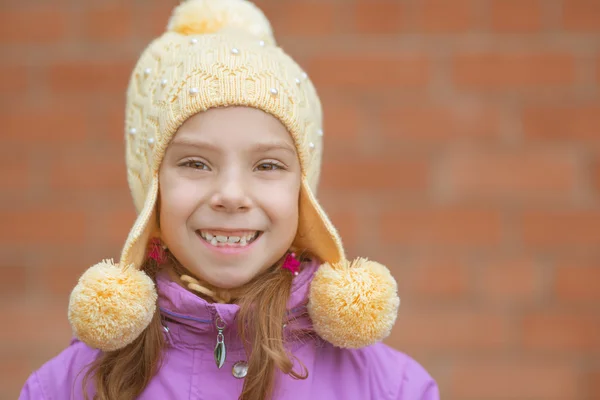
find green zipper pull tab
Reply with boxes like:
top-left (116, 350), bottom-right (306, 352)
top-left (214, 317), bottom-right (226, 369)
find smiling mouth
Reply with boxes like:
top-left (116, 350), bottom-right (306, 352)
top-left (197, 230), bottom-right (262, 247)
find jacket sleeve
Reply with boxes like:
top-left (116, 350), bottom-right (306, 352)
top-left (415, 380), bottom-right (440, 400)
top-left (19, 372), bottom-right (45, 400)
top-left (18, 339), bottom-right (100, 400)
top-left (396, 357), bottom-right (440, 400)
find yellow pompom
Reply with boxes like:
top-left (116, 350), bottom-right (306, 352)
top-left (308, 258), bottom-right (400, 348)
top-left (167, 0), bottom-right (274, 44)
top-left (68, 260), bottom-right (157, 351)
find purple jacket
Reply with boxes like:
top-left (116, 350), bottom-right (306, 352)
top-left (20, 261), bottom-right (439, 399)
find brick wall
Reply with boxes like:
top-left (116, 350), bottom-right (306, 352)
top-left (1, 0), bottom-right (599, 399)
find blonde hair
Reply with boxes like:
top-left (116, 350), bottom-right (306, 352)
top-left (83, 252), bottom-right (309, 400)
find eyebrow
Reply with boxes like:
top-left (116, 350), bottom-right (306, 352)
top-left (170, 139), bottom-right (297, 155)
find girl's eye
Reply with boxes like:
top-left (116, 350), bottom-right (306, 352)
top-left (256, 162), bottom-right (283, 171)
top-left (181, 160), bottom-right (209, 170)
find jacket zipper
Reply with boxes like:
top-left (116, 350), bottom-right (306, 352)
top-left (160, 307), bottom-right (227, 369)
top-left (159, 307), bottom-right (212, 324)
top-left (162, 324), bottom-right (173, 346)
top-left (214, 316), bottom-right (227, 369)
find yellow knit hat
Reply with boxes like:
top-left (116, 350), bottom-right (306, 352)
top-left (68, 0), bottom-right (399, 352)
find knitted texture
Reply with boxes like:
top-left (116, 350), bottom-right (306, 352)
top-left (308, 259), bottom-right (400, 348)
top-left (121, 1), bottom-right (343, 270)
top-left (68, 259), bottom-right (157, 351)
top-left (68, 0), bottom-right (399, 352)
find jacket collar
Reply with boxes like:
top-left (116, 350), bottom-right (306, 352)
top-left (156, 259), bottom-right (319, 348)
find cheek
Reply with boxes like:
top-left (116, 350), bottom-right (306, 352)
top-left (159, 172), bottom-right (202, 229)
top-left (259, 180), bottom-right (300, 227)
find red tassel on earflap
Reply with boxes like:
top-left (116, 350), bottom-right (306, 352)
top-left (282, 252), bottom-right (301, 276)
top-left (148, 238), bottom-right (166, 263)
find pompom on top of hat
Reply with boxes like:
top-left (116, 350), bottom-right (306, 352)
top-left (308, 258), bottom-right (400, 348)
top-left (68, 259), bottom-right (157, 351)
top-left (167, 0), bottom-right (275, 44)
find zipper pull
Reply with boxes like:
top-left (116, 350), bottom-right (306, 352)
top-left (214, 316), bottom-right (227, 369)
top-left (162, 325), bottom-right (173, 347)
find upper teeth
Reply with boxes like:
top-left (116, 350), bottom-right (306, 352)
top-left (200, 231), bottom-right (257, 244)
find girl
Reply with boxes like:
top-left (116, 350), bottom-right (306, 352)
top-left (20, 1), bottom-right (439, 399)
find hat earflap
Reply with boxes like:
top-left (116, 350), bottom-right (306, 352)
top-left (68, 260), bottom-right (157, 352)
top-left (308, 258), bottom-right (400, 348)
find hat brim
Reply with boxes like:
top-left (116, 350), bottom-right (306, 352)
top-left (294, 177), bottom-right (344, 264)
top-left (120, 172), bottom-right (160, 268)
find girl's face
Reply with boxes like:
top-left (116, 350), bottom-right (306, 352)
top-left (159, 107), bottom-right (301, 289)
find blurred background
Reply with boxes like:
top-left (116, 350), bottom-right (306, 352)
top-left (1, 0), bottom-right (599, 399)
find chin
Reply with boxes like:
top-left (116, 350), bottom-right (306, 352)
top-left (199, 267), bottom-right (258, 290)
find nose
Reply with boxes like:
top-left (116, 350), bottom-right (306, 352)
top-left (209, 171), bottom-right (252, 213)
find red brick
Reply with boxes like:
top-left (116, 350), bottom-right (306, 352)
top-left (0, 355), bottom-right (33, 400)
top-left (97, 102), bottom-right (127, 142)
top-left (391, 309), bottom-right (512, 351)
top-left (267, 2), bottom-right (337, 36)
top-left (3, 2), bottom-right (600, 398)
top-left (563, 0), bottom-right (600, 32)
top-left (554, 264), bottom-right (600, 302)
top-left (0, 65), bottom-right (27, 93)
top-left (380, 104), bottom-right (500, 142)
top-left (1, 108), bottom-right (88, 142)
top-left (320, 159), bottom-right (429, 191)
top-left (3, 0), bottom-right (70, 5)
top-left (490, 0), bottom-right (543, 32)
top-left (449, 360), bottom-right (580, 399)
top-left (0, 302), bottom-right (70, 346)
top-left (522, 311), bottom-right (600, 353)
top-left (380, 209), bottom-right (503, 248)
top-left (82, 7), bottom-right (134, 41)
top-left (322, 103), bottom-right (360, 141)
top-left (37, 262), bottom-right (86, 297)
top-left (522, 211), bottom-right (600, 248)
top-left (0, 266), bottom-right (27, 298)
top-left (307, 53), bottom-right (429, 89)
top-left (413, 0), bottom-right (475, 33)
top-left (0, 210), bottom-right (87, 245)
top-left (0, 148), bottom-right (31, 190)
top-left (453, 53), bottom-right (575, 88)
top-left (594, 162), bottom-right (600, 194)
top-left (0, 9), bottom-right (68, 44)
top-left (442, 150), bottom-right (579, 202)
top-left (49, 148), bottom-right (128, 190)
top-left (478, 257), bottom-right (541, 304)
top-left (90, 209), bottom-right (136, 245)
top-left (49, 61), bottom-right (132, 94)
top-left (135, 3), bottom-right (173, 37)
top-left (588, 368), bottom-right (600, 400)
top-left (353, 1), bottom-right (404, 34)
top-left (523, 105), bottom-right (600, 141)
top-left (400, 257), bottom-right (470, 300)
